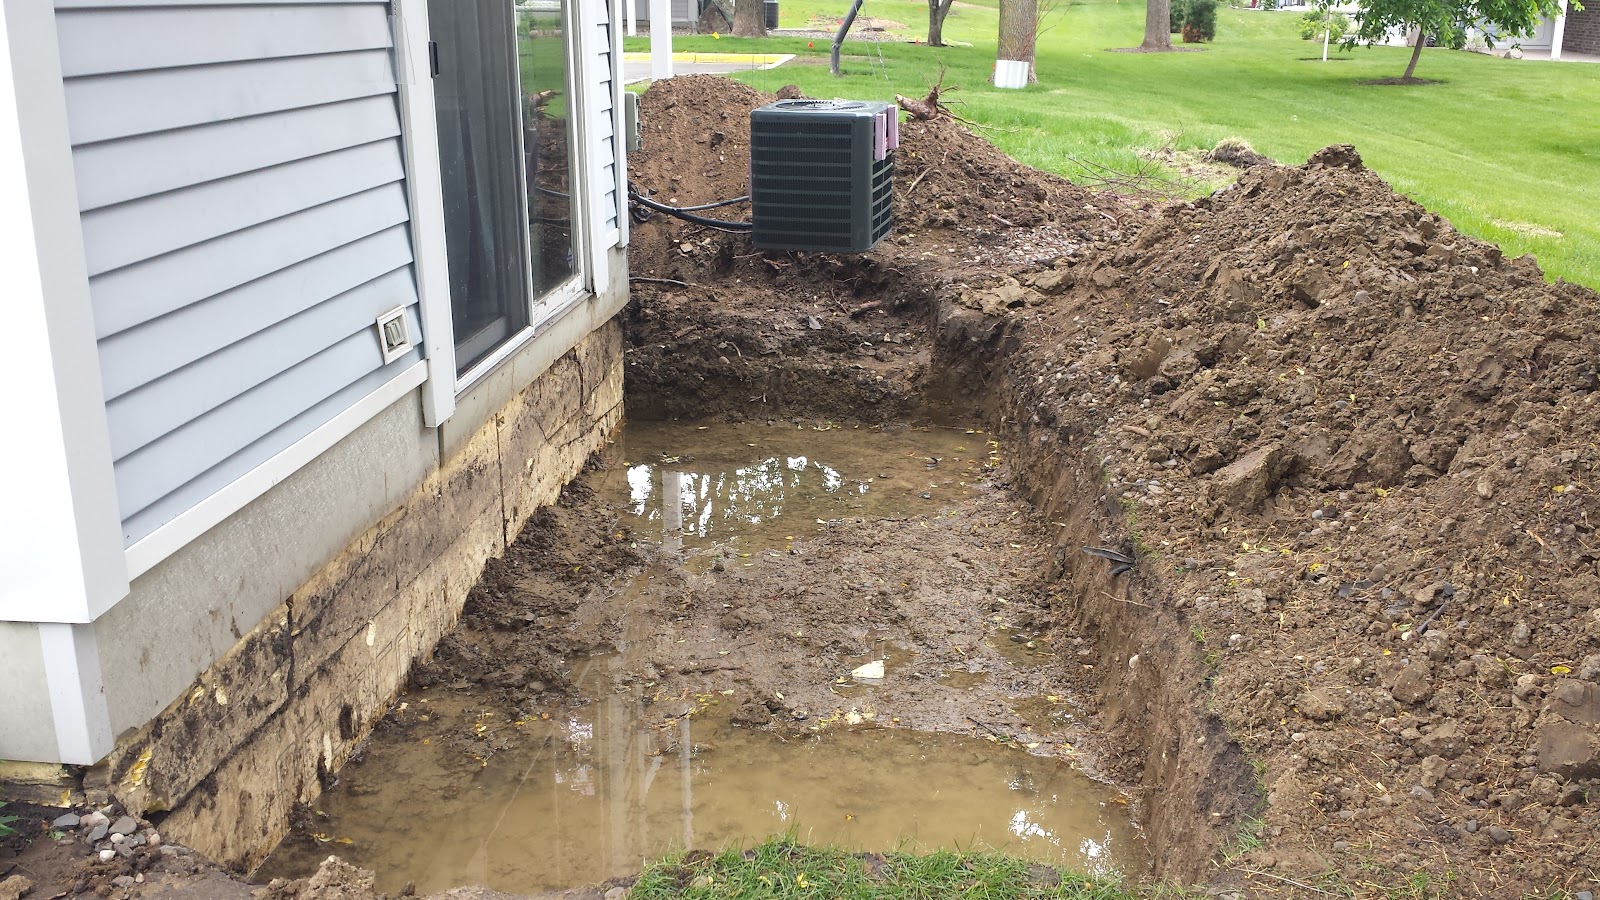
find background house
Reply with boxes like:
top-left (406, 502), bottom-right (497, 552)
top-left (1, 0), bottom-right (629, 869)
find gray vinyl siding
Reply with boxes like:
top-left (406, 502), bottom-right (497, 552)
top-left (55, 0), bottom-right (424, 546)
top-left (596, 4), bottom-right (619, 236)
top-left (629, 0), bottom-right (695, 26)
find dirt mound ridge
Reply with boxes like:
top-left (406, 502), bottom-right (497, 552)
top-left (1010, 148), bottom-right (1600, 893)
top-left (626, 75), bottom-right (1120, 285)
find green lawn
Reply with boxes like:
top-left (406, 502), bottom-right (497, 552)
top-left (626, 0), bottom-right (1600, 287)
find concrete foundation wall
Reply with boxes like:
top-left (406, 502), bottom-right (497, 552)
top-left (0, 624), bottom-right (56, 763)
top-left (64, 262), bottom-right (627, 871)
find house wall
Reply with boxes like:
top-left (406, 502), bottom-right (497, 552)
top-left (53, 0), bottom-right (425, 551)
top-left (0, 626), bottom-right (56, 765)
top-left (628, 0), bottom-right (697, 26)
top-left (1565, 5), bottom-right (1600, 54)
top-left (89, 259), bottom-right (626, 872)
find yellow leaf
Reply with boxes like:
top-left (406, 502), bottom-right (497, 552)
top-left (1552, 665), bottom-right (1572, 675)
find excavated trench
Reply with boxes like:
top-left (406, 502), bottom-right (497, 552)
top-left (253, 281), bottom-right (1257, 894)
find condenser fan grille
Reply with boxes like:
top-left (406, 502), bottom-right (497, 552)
top-left (749, 99), bottom-right (896, 253)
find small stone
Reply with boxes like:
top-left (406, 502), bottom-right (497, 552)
top-left (99, 848), bottom-right (117, 862)
top-left (1534, 720), bottom-right (1600, 777)
top-left (1331, 841), bottom-right (1350, 851)
top-left (52, 813), bottom-right (80, 829)
top-left (1574, 891), bottom-right (1593, 900)
top-left (605, 888), bottom-right (628, 900)
top-left (1297, 689), bottom-right (1346, 721)
top-left (81, 811), bottom-right (109, 829)
top-left (0, 875), bottom-right (33, 900)
top-left (109, 832), bottom-right (126, 845)
top-left (86, 823), bottom-right (109, 843)
top-left (1417, 720), bottom-right (1467, 759)
top-left (109, 815), bottom-right (138, 836)
top-left (112, 876), bottom-right (136, 888)
top-left (1464, 819), bottom-right (1478, 834)
top-left (1391, 664), bottom-right (1433, 705)
top-left (147, 832), bottom-right (162, 848)
top-left (1420, 755), bottom-right (1449, 788)
top-left (1487, 826), bottom-right (1513, 845)
top-left (115, 842), bottom-right (134, 859)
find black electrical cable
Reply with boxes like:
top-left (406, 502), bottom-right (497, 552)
top-left (671, 194), bottom-right (751, 212)
top-left (627, 183), bottom-right (752, 231)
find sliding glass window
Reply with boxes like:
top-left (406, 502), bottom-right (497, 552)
top-left (428, 0), bottom-right (580, 376)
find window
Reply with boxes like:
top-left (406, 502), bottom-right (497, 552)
top-left (427, 0), bottom-right (579, 377)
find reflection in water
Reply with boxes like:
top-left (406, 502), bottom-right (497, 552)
top-left (257, 423), bottom-right (1143, 894)
top-left (259, 687), bottom-right (1137, 895)
top-left (600, 423), bottom-right (979, 555)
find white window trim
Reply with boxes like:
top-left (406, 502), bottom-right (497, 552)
top-left (0, 1), bottom-right (128, 625)
top-left (399, 0), bottom-right (604, 406)
top-left (455, 276), bottom-right (587, 394)
top-left (392, 0), bottom-right (458, 427)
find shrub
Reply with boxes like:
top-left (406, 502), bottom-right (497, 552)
top-left (1298, 8), bottom-right (1352, 40)
top-left (1171, 0), bottom-right (1186, 32)
top-left (1182, 0), bottom-right (1218, 41)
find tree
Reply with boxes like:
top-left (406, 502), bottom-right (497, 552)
top-left (1347, 0), bottom-right (1564, 80)
top-left (928, 0), bottom-right (956, 45)
top-left (1141, 0), bottom-right (1174, 50)
top-left (996, 0), bottom-right (1039, 85)
top-left (732, 0), bottom-right (766, 37)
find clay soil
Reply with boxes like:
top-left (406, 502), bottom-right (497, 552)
top-left (16, 74), bottom-right (1600, 900)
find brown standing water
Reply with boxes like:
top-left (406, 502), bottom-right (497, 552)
top-left (257, 423), bottom-right (1144, 894)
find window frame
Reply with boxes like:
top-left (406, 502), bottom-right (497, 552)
top-left (395, 0), bottom-right (594, 418)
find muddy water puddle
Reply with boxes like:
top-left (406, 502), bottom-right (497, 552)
top-left (595, 421), bottom-right (990, 558)
top-left (258, 422), bottom-right (1143, 892)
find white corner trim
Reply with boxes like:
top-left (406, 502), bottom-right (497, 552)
top-left (392, 0), bottom-right (458, 427)
top-left (573, 0), bottom-right (608, 298)
top-left (649, 0), bottom-right (672, 80)
top-left (1551, 0), bottom-right (1569, 60)
top-left (0, 1), bottom-right (129, 625)
top-left (39, 623), bottom-right (114, 765)
top-left (609, 0), bottom-right (629, 250)
top-left (123, 361), bottom-right (428, 581)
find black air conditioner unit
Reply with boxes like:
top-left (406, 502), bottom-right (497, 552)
top-left (749, 99), bottom-right (895, 253)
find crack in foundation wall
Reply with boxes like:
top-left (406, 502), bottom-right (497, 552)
top-left (93, 322), bottom-right (625, 873)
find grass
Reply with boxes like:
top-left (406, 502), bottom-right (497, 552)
top-left (0, 803), bottom-right (17, 838)
top-left (628, 836), bottom-right (1138, 899)
top-left (627, 0), bottom-right (1600, 288)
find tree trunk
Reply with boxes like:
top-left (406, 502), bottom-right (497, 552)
top-left (1402, 24), bottom-right (1425, 78)
top-left (997, 0), bottom-right (1038, 81)
top-left (1141, 0), bottom-right (1174, 50)
top-left (928, 0), bottom-right (954, 45)
top-left (732, 0), bottom-right (766, 37)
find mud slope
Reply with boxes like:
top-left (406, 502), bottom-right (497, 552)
top-left (623, 76), bottom-right (1600, 896)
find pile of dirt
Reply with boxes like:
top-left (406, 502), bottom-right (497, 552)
top-left (1000, 144), bottom-right (1600, 893)
top-left (620, 74), bottom-right (1600, 894)
top-left (623, 75), bottom-right (1134, 423)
